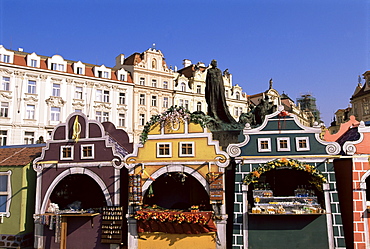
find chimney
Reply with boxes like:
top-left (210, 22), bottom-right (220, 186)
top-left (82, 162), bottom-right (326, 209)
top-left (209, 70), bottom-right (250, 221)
top-left (115, 54), bottom-right (125, 68)
top-left (182, 59), bottom-right (192, 68)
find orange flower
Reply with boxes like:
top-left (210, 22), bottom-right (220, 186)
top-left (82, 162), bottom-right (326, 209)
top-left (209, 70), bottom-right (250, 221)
top-left (305, 165), bottom-right (312, 172)
top-left (252, 171), bottom-right (261, 178)
top-left (280, 158), bottom-right (288, 164)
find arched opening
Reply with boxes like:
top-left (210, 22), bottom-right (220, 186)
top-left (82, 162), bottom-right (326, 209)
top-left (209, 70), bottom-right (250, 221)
top-left (143, 172), bottom-right (211, 211)
top-left (366, 176), bottom-right (370, 201)
top-left (50, 174), bottom-right (107, 211)
top-left (249, 169), bottom-right (325, 205)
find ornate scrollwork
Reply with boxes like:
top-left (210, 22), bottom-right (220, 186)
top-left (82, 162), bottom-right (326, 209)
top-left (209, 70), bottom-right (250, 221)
top-left (343, 143), bottom-right (356, 155)
top-left (226, 145), bottom-right (241, 157)
top-left (325, 143), bottom-right (341, 155)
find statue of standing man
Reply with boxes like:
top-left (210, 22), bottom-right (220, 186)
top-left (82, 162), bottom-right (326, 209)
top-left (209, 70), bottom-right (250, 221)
top-left (205, 60), bottom-right (236, 124)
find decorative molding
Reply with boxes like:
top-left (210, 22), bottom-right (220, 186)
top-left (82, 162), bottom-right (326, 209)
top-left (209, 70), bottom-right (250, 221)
top-left (26, 73), bottom-right (38, 79)
top-left (0, 68), bottom-right (12, 75)
top-left (45, 96), bottom-right (66, 107)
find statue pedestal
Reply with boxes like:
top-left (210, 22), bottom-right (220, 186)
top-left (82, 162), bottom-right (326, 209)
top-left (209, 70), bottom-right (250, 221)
top-left (211, 130), bottom-right (241, 150)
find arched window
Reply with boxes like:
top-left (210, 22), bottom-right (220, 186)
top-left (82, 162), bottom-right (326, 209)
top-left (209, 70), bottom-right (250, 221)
top-left (152, 59), bottom-right (157, 69)
top-left (235, 92), bottom-right (240, 100)
top-left (181, 83), bottom-right (186, 91)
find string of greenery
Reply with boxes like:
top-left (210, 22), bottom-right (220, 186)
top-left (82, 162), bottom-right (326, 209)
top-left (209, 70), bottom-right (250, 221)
top-left (139, 106), bottom-right (209, 144)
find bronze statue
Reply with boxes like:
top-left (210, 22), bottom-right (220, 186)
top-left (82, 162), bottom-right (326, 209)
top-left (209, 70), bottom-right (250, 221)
top-left (205, 60), bottom-right (236, 124)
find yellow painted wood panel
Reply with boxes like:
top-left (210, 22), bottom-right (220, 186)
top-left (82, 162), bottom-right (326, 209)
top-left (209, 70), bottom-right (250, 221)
top-left (138, 232), bottom-right (216, 249)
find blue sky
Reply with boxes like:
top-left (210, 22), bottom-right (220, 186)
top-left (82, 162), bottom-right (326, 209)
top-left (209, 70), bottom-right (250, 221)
top-left (0, 0), bottom-right (369, 126)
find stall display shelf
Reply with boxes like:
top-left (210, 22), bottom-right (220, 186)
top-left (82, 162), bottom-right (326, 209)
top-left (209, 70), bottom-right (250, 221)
top-left (251, 195), bottom-right (325, 215)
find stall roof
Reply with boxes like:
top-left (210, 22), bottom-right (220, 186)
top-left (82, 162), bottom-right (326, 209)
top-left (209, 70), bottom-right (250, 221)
top-left (0, 144), bottom-right (44, 166)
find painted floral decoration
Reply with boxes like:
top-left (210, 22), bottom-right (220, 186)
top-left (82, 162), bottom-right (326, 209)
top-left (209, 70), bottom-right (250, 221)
top-left (243, 158), bottom-right (327, 190)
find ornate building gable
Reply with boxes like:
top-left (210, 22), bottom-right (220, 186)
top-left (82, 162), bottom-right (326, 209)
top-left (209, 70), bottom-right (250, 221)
top-left (325, 115), bottom-right (370, 155)
top-left (228, 105), bottom-right (341, 158)
top-left (33, 112), bottom-right (132, 172)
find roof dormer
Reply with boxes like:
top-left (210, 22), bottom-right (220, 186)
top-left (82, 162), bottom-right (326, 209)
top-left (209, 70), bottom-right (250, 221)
top-left (94, 65), bottom-right (111, 79)
top-left (73, 61), bottom-right (85, 75)
top-left (48, 55), bottom-right (67, 72)
top-left (116, 68), bottom-right (128, 81)
top-left (0, 45), bottom-right (14, 64)
top-left (27, 52), bottom-right (40, 68)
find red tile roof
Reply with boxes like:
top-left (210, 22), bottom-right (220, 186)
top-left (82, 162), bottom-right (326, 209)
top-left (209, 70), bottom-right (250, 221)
top-left (0, 146), bottom-right (43, 166)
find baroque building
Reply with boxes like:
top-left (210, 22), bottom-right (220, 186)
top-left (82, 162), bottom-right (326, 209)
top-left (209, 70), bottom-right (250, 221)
top-left (351, 71), bottom-right (370, 123)
top-left (0, 45), bottom-right (250, 145)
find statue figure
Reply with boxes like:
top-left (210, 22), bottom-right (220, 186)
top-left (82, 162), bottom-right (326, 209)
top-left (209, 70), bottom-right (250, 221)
top-left (205, 60), bottom-right (236, 124)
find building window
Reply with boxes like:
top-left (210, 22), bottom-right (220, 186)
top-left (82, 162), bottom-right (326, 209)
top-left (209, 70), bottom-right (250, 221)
top-left (179, 99), bottom-right (183, 107)
top-left (119, 93), bottom-right (126, 105)
top-left (119, 114), bottom-right (125, 127)
top-left (225, 90), bottom-right (229, 98)
top-left (235, 92), bottom-right (240, 100)
top-left (239, 107), bottom-right (243, 115)
top-left (157, 143), bottom-right (172, 157)
top-left (196, 85), bottom-right (201, 94)
top-left (75, 87), bottom-right (83, 99)
top-left (30, 59), bottom-right (37, 67)
top-left (51, 63), bottom-right (64, 71)
top-left (139, 77), bottom-right (145, 86)
top-left (139, 113), bottom-right (145, 125)
top-left (139, 94), bottom-right (145, 105)
top-left (234, 107), bottom-right (238, 116)
top-left (0, 171), bottom-right (11, 216)
top-left (120, 74), bottom-right (125, 81)
top-left (52, 83), bottom-right (60, 97)
top-left (103, 90), bottom-right (109, 102)
top-left (363, 99), bottom-right (370, 115)
top-left (163, 97), bottom-right (169, 108)
top-left (163, 81), bottom-right (168, 89)
top-left (75, 109), bottom-right (82, 113)
top-left (179, 142), bottom-right (194, 157)
top-left (0, 131), bottom-right (7, 146)
top-left (1, 77), bottom-right (10, 91)
top-left (103, 72), bottom-right (109, 79)
top-left (277, 137), bottom-right (291, 152)
top-left (27, 80), bottom-right (36, 94)
top-left (296, 137), bottom-right (310, 151)
top-left (258, 138), bottom-right (271, 152)
top-left (76, 67), bottom-right (83, 75)
top-left (81, 145), bottom-right (94, 159)
top-left (61, 146), bottom-right (73, 160)
top-left (2, 55), bottom-right (10, 63)
top-left (26, 105), bottom-right (35, 119)
top-left (24, 132), bottom-right (35, 144)
top-left (196, 102), bottom-right (202, 112)
top-left (96, 90), bottom-right (102, 102)
top-left (139, 114), bottom-right (145, 126)
top-left (50, 107), bottom-right (61, 121)
top-left (96, 111), bottom-right (102, 122)
top-left (185, 100), bottom-right (189, 110)
top-left (152, 79), bottom-right (157, 87)
top-left (181, 82), bottom-right (186, 91)
top-left (102, 112), bottom-right (109, 122)
top-left (151, 96), bottom-right (157, 106)
top-left (0, 102), bottom-right (8, 118)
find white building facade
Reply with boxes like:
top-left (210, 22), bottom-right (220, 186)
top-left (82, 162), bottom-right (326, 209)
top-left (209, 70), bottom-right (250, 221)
top-left (0, 45), bottom-right (254, 145)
